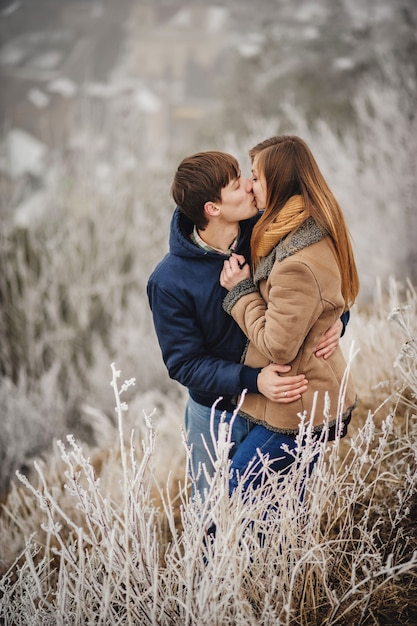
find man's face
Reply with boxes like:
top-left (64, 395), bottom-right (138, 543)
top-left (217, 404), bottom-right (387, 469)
top-left (217, 174), bottom-right (257, 224)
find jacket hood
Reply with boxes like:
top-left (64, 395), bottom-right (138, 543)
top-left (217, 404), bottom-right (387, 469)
top-left (168, 207), bottom-right (214, 260)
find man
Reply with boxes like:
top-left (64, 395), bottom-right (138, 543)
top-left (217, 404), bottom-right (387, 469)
top-left (147, 151), bottom-right (347, 498)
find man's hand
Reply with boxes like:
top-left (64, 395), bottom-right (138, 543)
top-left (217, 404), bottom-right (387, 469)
top-left (220, 253), bottom-right (251, 291)
top-left (314, 319), bottom-right (343, 359)
top-left (257, 363), bottom-right (308, 403)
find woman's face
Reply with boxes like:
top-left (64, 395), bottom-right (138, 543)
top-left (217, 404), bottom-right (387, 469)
top-left (251, 154), bottom-right (267, 210)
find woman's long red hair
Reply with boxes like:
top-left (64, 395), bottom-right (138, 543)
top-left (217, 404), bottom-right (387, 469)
top-left (250, 136), bottom-right (359, 309)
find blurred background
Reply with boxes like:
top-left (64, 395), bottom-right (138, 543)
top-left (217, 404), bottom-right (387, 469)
top-left (2, 0), bottom-right (416, 289)
top-left (1, 0), bottom-right (416, 494)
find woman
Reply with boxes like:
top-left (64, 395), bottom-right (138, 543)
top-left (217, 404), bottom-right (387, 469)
top-left (220, 135), bottom-right (360, 494)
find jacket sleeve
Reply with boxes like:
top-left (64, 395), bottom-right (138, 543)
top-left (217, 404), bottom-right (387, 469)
top-left (147, 279), bottom-right (260, 397)
top-left (224, 278), bottom-right (351, 338)
top-left (224, 259), bottom-right (327, 364)
top-left (340, 309), bottom-right (350, 336)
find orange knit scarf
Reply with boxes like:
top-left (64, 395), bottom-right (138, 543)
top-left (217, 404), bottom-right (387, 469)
top-left (254, 195), bottom-right (311, 259)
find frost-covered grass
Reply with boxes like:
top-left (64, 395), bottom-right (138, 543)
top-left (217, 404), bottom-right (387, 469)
top-left (0, 285), bottom-right (416, 625)
top-left (0, 134), bottom-right (175, 496)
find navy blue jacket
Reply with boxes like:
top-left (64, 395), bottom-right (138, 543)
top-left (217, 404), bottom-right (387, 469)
top-left (147, 207), bottom-right (350, 410)
top-left (147, 208), bottom-right (261, 410)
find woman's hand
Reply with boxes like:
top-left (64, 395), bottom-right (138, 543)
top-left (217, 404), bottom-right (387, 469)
top-left (220, 253), bottom-right (251, 291)
top-left (314, 319), bottom-right (343, 359)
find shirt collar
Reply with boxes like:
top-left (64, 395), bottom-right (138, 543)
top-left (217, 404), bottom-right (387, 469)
top-left (190, 225), bottom-right (240, 255)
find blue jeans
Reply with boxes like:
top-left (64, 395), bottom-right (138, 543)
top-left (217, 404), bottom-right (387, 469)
top-left (228, 424), bottom-right (318, 497)
top-left (185, 396), bottom-right (254, 498)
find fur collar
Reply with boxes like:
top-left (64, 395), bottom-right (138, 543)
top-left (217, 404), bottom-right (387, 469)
top-left (253, 217), bottom-right (328, 285)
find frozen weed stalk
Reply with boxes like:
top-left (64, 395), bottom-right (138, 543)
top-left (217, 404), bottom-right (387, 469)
top-left (389, 305), bottom-right (417, 401)
top-left (110, 362), bottom-right (136, 626)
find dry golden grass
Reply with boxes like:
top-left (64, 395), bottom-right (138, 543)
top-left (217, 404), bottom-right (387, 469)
top-left (0, 282), bottom-right (416, 624)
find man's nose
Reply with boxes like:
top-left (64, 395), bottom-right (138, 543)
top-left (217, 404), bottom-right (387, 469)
top-left (244, 177), bottom-right (253, 192)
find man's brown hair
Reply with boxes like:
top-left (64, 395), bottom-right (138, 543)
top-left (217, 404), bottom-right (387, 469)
top-left (171, 151), bottom-right (240, 230)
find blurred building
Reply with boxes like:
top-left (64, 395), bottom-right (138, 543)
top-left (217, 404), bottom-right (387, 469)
top-left (125, 4), bottom-right (231, 163)
top-left (0, 1), bottom-right (236, 215)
